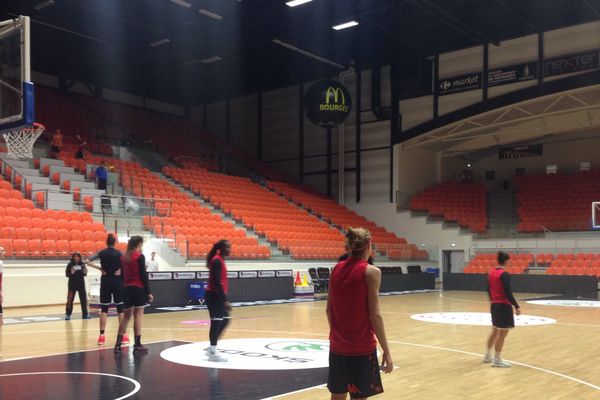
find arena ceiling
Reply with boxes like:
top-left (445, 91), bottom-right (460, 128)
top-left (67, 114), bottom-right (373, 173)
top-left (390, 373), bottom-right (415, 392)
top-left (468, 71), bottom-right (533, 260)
top-left (2, 0), bottom-right (600, 105)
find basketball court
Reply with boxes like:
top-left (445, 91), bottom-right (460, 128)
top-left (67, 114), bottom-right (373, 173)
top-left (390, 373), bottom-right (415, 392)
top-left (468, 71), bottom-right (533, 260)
top-left (2, 1), bottom-right (600, 399)
top-left (1, 291), bottom-right (600, 399)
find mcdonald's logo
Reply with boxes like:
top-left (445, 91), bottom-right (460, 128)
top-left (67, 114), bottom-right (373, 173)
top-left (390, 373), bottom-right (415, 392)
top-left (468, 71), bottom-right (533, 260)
top-left (320, 86), bottom-right (349, 113)
top-left (325, 87), bottom-right (346, 105)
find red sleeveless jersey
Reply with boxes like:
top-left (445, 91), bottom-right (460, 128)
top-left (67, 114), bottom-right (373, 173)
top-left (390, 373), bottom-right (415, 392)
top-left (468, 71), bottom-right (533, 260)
top-left (122, 251), bottom-right (144, 288)
top-left (488, 267), bottom-right (511, 305)
top-left (206, 255), bottom-right (228, 295)
top-left (329, 257), bottom-right (376, 355)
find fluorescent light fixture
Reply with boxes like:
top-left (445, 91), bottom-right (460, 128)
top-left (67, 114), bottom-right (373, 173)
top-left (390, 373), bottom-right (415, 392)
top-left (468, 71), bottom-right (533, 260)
top-left (170, 0), bottom-right (192, 8)
top-left (272, 39), bottom-right (345, 69)
top-left (199, 9), bottom-right (223, 20)
top-left (34, 0), bottom-right (55, 10)
top-left (201, 56), bottom-right (222, 64)
top-left (150, 38), bottom-right (170, 47)
top-left (286, 0), bottom-right (313, 7)
top-left (332, 20), bottom-right (359, 30)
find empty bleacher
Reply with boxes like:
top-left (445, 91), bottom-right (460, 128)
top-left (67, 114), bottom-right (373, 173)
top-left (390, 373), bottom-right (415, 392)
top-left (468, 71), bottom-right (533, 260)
top-left (410, 182), bottom-right (487, 233)
top-left (516, 171), bottom-right (600, 232)
top-left (267, 181), bottom-right (428, 260)
top-left (164, 167), bottom-right (346, 260)
top-left (123, 166), bottom-right (271, 260)
top-left (464, 252), bottom-right (600, 278)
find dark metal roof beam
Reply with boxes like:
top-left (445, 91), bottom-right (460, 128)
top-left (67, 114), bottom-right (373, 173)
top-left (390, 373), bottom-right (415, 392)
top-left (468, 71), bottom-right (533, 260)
top-left (412, 0), bottom-right (500, 46)
top-left (493, 0), bottom-right (540, 32)
top-left (581, 0), bottom-right (600, 17)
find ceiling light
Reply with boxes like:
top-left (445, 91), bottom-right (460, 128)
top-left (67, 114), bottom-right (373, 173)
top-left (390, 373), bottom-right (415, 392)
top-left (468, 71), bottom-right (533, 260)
top-left (150, 38), bottom-right (170, 47)
top-left (34, 0), bottom-right (55, 10)
top-left (332, 20), bottom-right (359, 30)
top-left (170, 0), bottom-right (192, 8)
top-left (199, 9), bottom-right (223, 20)
top-left (201, 56), bottom-right (222, 64)
top-left (286, 0), bottom-right (313, 7)
top-left (272, 39), bottom-right (345, 69)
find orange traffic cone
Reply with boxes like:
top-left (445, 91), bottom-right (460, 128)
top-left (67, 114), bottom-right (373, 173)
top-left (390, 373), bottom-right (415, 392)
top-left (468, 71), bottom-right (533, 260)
top-left (295, 271), bottom-right (302, 286)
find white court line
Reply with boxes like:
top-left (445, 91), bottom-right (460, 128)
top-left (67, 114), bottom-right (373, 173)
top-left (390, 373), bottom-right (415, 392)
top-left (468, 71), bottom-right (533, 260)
top-left (0, 339), bottom-right (176, 363)
top-left (261, 384), bottom-right (327, 400)
top-left (260, 337), bottom-right (600, 399)
top-left (389, 340), bottom-right (600, 392)
top-left (0, 371), bottom-right (141, 400)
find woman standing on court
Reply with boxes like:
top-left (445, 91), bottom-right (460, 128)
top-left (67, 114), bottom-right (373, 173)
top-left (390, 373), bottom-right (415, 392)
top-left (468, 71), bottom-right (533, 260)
top-left (484, 251), bottom-right (521, 368)
top-left (114, 236), bottom-right (153, 353)
top-left (327, 228), bottom-right (393, 400)
top-left (204, 240), bottom-right (232, 362)
top-left (85, 234), bottom-right (128, 346)
top-left (65, 252), bottom-right (90, 320)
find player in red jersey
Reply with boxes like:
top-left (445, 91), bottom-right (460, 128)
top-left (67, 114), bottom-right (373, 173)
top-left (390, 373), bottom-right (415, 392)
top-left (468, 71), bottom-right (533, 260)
top-left (327, 228), bottom-right (393, 399)
top-left (204, 240), bottom-right (232, 362)
top-left (114, 236), bottom-right (153, 354)
top-left (484, 252), bottom-right (521, 368)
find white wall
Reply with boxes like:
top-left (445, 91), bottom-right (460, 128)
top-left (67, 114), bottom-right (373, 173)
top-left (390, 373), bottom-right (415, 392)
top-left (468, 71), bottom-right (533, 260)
top-left (395, 145), bottom-right (438, 206)
top-left (348, 203), bottom-right (472, 266)
top-left (471, 136), bottom-right (600, 184)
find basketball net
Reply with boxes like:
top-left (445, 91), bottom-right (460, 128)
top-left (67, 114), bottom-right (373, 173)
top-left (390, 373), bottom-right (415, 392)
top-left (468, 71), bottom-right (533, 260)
top-left (2, 122), bottom-right (44, 159)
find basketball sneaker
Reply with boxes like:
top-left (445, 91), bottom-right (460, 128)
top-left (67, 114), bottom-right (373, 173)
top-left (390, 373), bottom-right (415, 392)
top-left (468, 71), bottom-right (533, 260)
top-left (65, 315), bottom-right (71, 321)
top-left (208, 351), bottom-right (228, 363)
top-left (82, 314), bottom-right (91, 320)
top-left (133, 345), bottom-right (148, 353)
top-left (482, 354), bottom-right (492, 364)
top-left (97, 334), bottom-right (106, 345)
top-left (122, 333), bottom-right (130, 345)
top-left (492, 359), bottom-right (511, 368)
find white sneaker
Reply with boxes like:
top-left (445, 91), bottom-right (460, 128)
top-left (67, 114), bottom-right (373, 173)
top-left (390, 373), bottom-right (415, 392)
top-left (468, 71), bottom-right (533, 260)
top-left (208, 351), bottom-right (228, 362)
top-left (483, 354), bottom-right (492, 364)
top-left (204, 347), bottom-right (211, 356)
top-left (492, 359), bottom-right (511, 368)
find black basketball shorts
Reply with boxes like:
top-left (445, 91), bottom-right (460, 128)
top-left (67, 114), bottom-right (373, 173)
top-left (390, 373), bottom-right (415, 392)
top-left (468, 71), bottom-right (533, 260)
top-left (328, 350), bottom-right (383, 398)
top-left (491, 303), bottom-right (515, 329)
top-left (100, 276), bottom-right (123, 307)
top-left (123, 286), bottom-right (148, 309)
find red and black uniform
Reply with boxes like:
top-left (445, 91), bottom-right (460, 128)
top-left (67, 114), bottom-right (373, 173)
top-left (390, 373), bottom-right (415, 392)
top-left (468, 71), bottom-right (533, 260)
top-left (205, 255), bottom-right (229, 346)
top-left (488, 267), bottom-right (520, 329)
top-left (328, 257), bottom-right (383, 398)
top-left (121, 251), bottom-right (150, 309)
top-left (90, 247), bottom-right (124, 313)
top-left (65, 260), bottom-right (88, 317)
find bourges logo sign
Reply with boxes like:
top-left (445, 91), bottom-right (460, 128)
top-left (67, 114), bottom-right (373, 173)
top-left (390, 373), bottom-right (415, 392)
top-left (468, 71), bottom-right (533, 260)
top-left (321, 87), bottom-right (349, 113)
top-left (305, 80), bottom-right (352, 127)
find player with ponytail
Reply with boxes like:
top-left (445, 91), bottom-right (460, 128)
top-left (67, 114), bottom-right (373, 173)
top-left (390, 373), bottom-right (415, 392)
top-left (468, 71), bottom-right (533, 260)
top-left (204, 240), bottom-right (232, 362)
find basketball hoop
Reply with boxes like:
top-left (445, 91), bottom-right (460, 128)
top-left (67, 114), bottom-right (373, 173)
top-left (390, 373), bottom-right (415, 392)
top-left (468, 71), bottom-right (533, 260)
top-left (2, 122), bottom-right (44, 159)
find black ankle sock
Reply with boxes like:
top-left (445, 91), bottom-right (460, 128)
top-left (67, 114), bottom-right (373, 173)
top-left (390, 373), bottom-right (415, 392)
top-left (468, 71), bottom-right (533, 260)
top-left (135, 335), bottom-right (142, 346)
top-left (115, 334), bottom-right (123, 346)
top-left (100, 330), bottom-right (105, 335)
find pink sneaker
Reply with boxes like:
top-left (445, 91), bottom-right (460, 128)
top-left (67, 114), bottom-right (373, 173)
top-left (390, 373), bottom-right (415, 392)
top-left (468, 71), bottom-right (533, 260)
top-left (97, 334), bottom-right (106, 345)
top-left (122, 333), bottom-right (130, 345)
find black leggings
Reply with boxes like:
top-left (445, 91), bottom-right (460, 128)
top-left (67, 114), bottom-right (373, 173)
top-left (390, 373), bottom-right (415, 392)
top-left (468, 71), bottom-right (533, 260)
top-left (66, 283), bottom-right (88, 316)
top-left (205, 291), bottom-right (230, 346)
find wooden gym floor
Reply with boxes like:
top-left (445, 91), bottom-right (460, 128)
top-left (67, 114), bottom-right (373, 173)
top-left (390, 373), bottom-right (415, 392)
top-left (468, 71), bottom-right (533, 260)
top-left (0, 291), bottom-right (599, 399)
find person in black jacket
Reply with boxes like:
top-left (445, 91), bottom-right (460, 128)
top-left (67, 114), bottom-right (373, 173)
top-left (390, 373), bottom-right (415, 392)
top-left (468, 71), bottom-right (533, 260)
top-left (65, 252), bottom-right (90, 320)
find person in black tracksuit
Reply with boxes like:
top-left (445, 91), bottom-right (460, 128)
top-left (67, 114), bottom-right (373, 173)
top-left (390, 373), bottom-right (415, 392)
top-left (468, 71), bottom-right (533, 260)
top-left (65, 252), bottom-right (89, 320)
